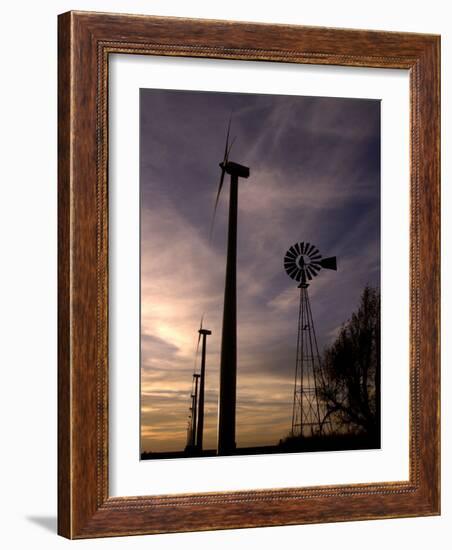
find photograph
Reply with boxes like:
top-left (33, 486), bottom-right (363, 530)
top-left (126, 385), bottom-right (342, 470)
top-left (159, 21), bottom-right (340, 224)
top-left (139, 88), bottom-right (381, 460)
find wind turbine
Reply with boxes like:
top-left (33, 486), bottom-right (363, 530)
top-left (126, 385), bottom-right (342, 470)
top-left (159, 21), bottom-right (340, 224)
top-left (211, 117), bottom-right (250, 455)
top-left (195, 318), bottom-right (211, 453)
top-left (185, 316), bottom-right (212, 454)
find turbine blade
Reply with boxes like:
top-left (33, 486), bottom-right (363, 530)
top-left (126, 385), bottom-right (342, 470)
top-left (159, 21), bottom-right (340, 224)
top-left (209, 168), bottom-right (226, 239)
top-left (193, 314), bottom-right (204, 371)
top-left (210, 116), bottom-right (233, 239)
top-left (224, 116), bottom-right (232, 162)
top-left (320, 256), bottom-right (337, 270)
top-left (198, 314), bottom-right (205, 341)
top-left (225, 136), bottom-right (236, 164)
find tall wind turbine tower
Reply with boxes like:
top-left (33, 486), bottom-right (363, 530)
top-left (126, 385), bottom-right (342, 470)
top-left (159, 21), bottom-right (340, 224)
top-left (211, 118), bottom-right (250, 455)
top-left (191, 374), bottom-right (200, 447)
top-left (196, 323), bottom-right (212, 453)
top-left (185, 319), bottom-right (212, 454)
top-left (284, 242), bottom-right (337, 438)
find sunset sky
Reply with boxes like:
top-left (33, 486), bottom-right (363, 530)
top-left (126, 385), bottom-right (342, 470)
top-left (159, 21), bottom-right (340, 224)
top-left (140, 89), bottom-right (380, 453)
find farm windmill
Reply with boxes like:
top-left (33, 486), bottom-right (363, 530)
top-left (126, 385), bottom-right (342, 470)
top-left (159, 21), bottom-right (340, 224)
top-left (284, 242), bottom-right (337, 437)
top-left (211, 117), bottom-right (250, 455)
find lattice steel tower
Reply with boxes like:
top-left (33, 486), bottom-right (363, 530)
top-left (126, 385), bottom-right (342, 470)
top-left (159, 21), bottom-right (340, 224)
top-left (284, 242), bottom-right (337, 438)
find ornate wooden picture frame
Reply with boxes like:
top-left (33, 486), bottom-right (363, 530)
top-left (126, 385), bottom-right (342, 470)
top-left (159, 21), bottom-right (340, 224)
top-left (58, 11), bottom-right (440, 539)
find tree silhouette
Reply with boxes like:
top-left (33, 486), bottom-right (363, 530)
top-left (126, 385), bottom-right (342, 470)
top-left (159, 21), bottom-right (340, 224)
top-left (320, 286), bottom-right (380, 440)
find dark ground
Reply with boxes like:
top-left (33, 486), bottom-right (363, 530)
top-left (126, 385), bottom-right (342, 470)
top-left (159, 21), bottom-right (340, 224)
top-left (141, 432), bottom-right (381, 460)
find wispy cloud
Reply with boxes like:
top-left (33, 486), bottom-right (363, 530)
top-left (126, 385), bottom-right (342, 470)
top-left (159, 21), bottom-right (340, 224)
top-left (140, 89), bottom-right (380, 452)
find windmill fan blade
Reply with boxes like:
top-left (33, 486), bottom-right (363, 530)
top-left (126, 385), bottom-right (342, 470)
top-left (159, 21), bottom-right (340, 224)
top-left (320, 256), bottom-right (337, 270)
top-left (285, 249), bottom-right (297, 260)
top-left (308, 246), bottom-right (319, 257)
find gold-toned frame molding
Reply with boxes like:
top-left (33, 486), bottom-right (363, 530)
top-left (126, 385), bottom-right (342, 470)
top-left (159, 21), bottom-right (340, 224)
top-left (58, 11), bottom-right (440, 538)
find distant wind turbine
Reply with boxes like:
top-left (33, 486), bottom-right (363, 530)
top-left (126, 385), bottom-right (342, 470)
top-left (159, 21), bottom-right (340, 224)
top-left (196, 317), bottom-right (212, 453)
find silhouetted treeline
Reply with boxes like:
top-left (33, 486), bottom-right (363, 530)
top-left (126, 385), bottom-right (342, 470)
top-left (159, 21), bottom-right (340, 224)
top-left (319, 285), bottom-right (380, 443)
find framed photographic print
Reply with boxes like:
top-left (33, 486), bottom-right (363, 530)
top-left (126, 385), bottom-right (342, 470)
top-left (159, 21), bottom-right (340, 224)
top-left (58, 11), bottom-right (440, 538)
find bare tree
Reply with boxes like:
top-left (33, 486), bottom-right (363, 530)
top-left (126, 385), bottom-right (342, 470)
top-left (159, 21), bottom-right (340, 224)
top-left (320, 286), bottom-right (380, 439)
